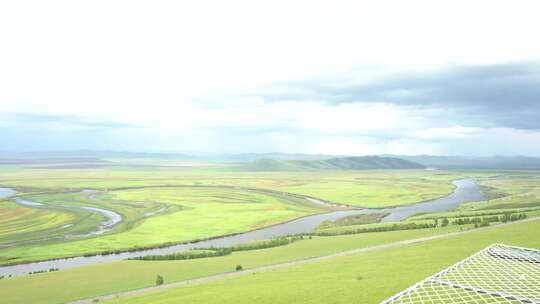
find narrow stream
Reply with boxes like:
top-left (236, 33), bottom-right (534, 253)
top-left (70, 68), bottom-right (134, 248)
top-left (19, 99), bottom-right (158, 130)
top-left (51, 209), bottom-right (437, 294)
top-left (0, 178), bottom-right (485, 277)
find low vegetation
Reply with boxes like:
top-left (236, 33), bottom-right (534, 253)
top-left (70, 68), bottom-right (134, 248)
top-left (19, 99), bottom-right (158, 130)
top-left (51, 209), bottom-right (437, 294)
top-left (131, 236), bottom-right (306, 261)
top-left (130, 249), bottom-right (233, 261)
top-left (1, 167), bottom-right (539, 304)
top-left (318, 213), bottom-right (388, 229)
top-left (101, 218), bottom-right (540, 304)
top-left (315, 220), bottom-right (441, 236)
top-left (0, 186), bottom-right (322, 265)
top-left (0, 166), bottom-right (461, 264)
top-left (155, 275), bottom-right (164, 286)
top-left (0, 227), bottom-right (465, 304)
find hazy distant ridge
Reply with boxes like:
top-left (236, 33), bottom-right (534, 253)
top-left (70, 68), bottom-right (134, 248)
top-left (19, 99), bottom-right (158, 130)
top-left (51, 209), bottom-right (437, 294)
top-left (388, 155), bottom-right (540, 169)
top-left (237, 156), bottom-right (425, 171)
top-left (3, 150), bottom-right (540, 169)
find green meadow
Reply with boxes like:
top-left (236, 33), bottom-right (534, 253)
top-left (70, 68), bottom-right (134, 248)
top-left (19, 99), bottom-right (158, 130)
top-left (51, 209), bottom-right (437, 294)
top-left (107, 219), bottom-right (540, 304)
top-left (3, 3), bottom-right (539, 304)
top-left (0, 225), bottom-right (467, 304)
top-left (0, 167), bottom-right (463, 264)
top-left (0, 166), bottom-right (461, 206)
top-left (0, 200), bottom-right (77, 244)
top-left (278, 171), bottom-right (459, 207)
top-left (0, 186), bottom-right (323, 264)
top-left (0, 166), bottom-right (539, 304)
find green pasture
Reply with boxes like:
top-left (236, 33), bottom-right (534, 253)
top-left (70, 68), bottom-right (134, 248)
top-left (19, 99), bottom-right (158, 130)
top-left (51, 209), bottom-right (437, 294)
top-left (0, 186), bottom-right (322, 265)
top-left (107, 219), bottom-right (540, 304)
top-left (0, 200), bottom-right (77, 245)
top-left (0, 167), bottom-right (462, 208)
top-left (461, 175), bottom-right (540, 210)
top-left (278, 171), bottom-right (459, 207)
top-left (405, 175), bottom-right (540, 221)
top-left (0, 167), bottom-right (539, 303)
top-left (0, 167), bottom-right (465, 263)
top-left (0, 225), bottom-right (465, 304)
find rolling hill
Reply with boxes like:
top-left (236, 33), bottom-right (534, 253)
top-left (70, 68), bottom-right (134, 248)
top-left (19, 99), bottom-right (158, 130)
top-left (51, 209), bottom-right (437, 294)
top-left (388, 155), bottom-right (540, 169)
top-left (236, 156), bottom-right (425, 171)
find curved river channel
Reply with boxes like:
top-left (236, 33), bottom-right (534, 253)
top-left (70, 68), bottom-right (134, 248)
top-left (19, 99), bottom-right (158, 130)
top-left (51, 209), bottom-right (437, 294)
top-left (0, 178), bottom-right (485, 277)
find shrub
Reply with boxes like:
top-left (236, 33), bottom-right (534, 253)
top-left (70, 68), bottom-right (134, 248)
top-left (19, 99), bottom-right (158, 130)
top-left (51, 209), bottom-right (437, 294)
top-left (441, 218), bottom-right (449, 227)
top-left (230, 236), bottom-right (304, 252)
top-left (314, 221), bottom-right (438, 236)
top-left (156, 275), bottom-right (164, 286)
top-left (131, 236), bottom-right (306, 262)
top-left (131, 248), bottom-right (232, 261)
top-left (479, 220), bottom-right (490, 227)
top-left (235, 264), bottom-right (243, 271)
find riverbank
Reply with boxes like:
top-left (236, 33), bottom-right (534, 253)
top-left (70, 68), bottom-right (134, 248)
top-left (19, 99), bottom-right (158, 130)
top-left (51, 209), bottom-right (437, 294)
top-left (0, 178), bottom-right (485, 277)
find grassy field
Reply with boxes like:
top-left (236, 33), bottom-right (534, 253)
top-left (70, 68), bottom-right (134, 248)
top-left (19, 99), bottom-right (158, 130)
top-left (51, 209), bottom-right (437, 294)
top-left (462, 174), bottom-right (540, 210)
top-left (315, 174), bottom-right (540, 236)
top-left (0, 167), bottom-right (463, 264)
top-left (0, 167), bottom-right (538, 303)
top-left (0, 167), bottom-right (462, 207)
top-left (404, 174), bottom-right (540, 222)
top-left (0, 200), bottom-right (78, 245)
top-left (0, 225), bottom-right (467, 304)
top-left (275, 170), bottom-right (460, 207)
top-left (105, 219), bottom-right (540, 304)
top-left (0, 186), bottom-right (322, 265)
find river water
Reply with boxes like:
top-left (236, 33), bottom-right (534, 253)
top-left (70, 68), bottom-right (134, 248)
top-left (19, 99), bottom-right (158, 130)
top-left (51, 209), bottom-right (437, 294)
top-left (0, 178), bottom-right (485, 277)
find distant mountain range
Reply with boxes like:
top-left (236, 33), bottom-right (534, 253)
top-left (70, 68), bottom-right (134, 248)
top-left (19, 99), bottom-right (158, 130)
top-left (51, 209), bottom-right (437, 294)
top-left (2, 150), bottom-right (540, 170)
top-left (0, 158), bottom-right (110, 165)
top-left (235, 156), bottom-right (425, 171)
top-left (0, 150), bottom-right (194, 160)
top-left (231, 154), bottom-right (540, 170)
top-left (388, 155), bottom-right (540, 169)
top-left (220, 153), bottom-right (344, 162)
top-left (226, 154), bottom-right (540, 169)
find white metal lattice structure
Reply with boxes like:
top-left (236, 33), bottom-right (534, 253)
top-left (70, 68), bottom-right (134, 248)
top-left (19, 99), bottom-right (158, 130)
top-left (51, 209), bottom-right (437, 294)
top-left (382, 244), bottom-right (540, 304)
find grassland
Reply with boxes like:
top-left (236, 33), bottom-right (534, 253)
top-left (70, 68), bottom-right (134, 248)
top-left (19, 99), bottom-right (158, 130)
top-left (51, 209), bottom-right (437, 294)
top-left (405, 174), bottom-right (540, 222)
top-left (0, 167), bottom-right (463, 264)
top-left (0, 186), bottom-right (322, 265)
top-left (462, 174), bottom-right (540, 210)
top-left (275, 171), bottom-right (459, 207)
top-left (105, 219), bottom-right (540, 304)
top-left (0, 166), bottom-right (538, 303)
top-left (0, 200), bottom-right (77, 245)
top-left (314, 173), bottom-right (540, 236)
top-left (0, 166), bottom-right (462, 207)
top-left (0, 225), bottom-right (468, 304)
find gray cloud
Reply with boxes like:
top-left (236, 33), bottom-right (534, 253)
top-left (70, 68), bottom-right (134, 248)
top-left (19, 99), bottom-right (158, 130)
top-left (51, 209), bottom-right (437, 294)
top-left (262, 62), bottom-right (540, 130)
top-left (0, 113), bottom-right (141, 129)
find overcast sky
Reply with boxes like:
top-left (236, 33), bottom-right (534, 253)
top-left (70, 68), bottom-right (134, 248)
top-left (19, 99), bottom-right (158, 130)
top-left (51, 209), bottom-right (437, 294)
top-left (1, 0), bottom-right (540, 156)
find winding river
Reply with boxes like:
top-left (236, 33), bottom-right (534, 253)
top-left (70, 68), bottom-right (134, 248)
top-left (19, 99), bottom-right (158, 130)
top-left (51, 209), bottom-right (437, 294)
top-left (0, 178), bottom-right (485, 277)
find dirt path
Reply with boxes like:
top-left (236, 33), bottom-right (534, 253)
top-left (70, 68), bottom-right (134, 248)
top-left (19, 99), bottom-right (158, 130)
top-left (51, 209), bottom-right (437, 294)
top-left (69, 217), bottom-right (540, 304)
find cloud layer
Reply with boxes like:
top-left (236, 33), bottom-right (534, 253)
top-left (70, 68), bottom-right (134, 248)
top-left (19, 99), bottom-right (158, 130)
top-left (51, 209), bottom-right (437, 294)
top-left (261, 62), bottom-right (540, 130)
top-left (1, 1), bottom-right (540, 155)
